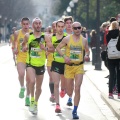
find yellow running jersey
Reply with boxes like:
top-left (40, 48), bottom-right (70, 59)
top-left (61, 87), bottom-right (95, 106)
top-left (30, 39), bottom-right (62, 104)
top-left (65, 34), bottom-right (84, 64)
top-left (16, 29), bottom-right (32, 63)
top-left (64, 35), bottom-right (85, 78)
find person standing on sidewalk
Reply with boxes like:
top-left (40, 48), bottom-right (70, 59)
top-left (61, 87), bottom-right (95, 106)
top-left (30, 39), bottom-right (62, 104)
top-left (13, 17), bottom-right (31, 106)
top-left (22, 17), bottom-right (54, 114)
top-left (56, 22), bottom-right (90, 119)
top-left (106, 21), bottom-right (120, 99)
top-left (0, 32), bottom-right (2, 43)
top-left (90, 29), bottom-right (97, 65)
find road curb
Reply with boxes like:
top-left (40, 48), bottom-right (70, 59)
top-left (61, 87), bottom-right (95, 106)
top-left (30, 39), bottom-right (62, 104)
top-left (101, 93), bottom-right (120, 120)
top-left (85, 71), bottom-right (120, 120)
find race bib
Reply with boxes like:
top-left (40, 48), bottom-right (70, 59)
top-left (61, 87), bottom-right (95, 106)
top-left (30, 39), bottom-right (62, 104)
top-left (30, 47), bottom-right (42, 58)
top-left (70, 45), bottom-right (82, 61)
top-left (54, 48), bottom-right (65, 58)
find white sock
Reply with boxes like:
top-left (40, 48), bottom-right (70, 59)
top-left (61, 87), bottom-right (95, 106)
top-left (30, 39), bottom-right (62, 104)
top-left (26, 95), bottom-right (29, 98)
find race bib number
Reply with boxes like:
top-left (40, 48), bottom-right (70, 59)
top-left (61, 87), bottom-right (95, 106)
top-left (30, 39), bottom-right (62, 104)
top-left (30, 47), bottom-right (42, 58)
top-left (54, 48), bottom-right (65, 58)
top-left (70, 45), bottom-right (82, 61)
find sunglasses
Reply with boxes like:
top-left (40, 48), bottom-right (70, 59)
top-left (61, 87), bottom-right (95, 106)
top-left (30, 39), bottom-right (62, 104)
top-left (73, 26), bottom-right (81, 30)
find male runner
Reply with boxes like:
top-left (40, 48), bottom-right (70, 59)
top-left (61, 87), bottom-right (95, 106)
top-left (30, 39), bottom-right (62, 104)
top-left (14, 17), bottom-right (31, 106)
top-left (56, 22), bottom-right (90, 119)
top-left (22, 17), bottom-right (54, 114)
top-left (50, 20), bottom-right (67, 113)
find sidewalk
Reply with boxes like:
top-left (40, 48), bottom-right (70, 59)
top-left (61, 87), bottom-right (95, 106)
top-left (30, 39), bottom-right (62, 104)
top-left (84, 61), bottom-right (120, 120)
top-left (0, 41), bottom-right (8, 47)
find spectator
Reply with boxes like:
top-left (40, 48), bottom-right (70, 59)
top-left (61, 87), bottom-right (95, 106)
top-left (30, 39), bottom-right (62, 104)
top-left (106, 21), bottom-right (120, 99)
top-left (100, 22), bottom-right (109, 51)
top-left (0, 32), bottom-right (2, 43)
top-left (90, 30), bottom-right (97, 65)
top-left (5, 34), bottom-right (10, 43)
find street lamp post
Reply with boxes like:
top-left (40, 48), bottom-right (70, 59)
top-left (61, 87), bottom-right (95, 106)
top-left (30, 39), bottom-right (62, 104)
top-left (66, 6), bottom-right (72, 15)
top-left (86, 0), bottom-right (89, 28)
top-left (69, 1), bottom-right (74, 17)
top-left (95, 0), bottom-right (102, 70)
top-left (72, 0), bottom-right (78, 21)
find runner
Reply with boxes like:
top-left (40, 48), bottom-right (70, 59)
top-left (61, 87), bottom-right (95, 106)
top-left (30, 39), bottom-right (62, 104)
top-left (56, 22), bottom-right (90, 119)
top-left (63, 16), bottom-right (74, 106)
top-left (22, 17), bottom-right (54, 114)
top-left (9, 27), bottom-right (17, 66)
top-left (52, 21), bottom-right (57, 34)
top-left (64, 16), bottom-right (73, 34)
top-left (50, 20), bottom-right (67, 113)
top-left (46, 21), bottom-right (57, 103)
top-left (13, 17), bottom-right (31, 106)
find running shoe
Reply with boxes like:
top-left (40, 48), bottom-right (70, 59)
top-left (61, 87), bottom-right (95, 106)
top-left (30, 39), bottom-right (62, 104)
top-left (25, 97), bottom-right (30, 106)
top-left (29, 101), bottom-right (35, 112)
top-left (19, 87), bottom-right (25, 98)
top-left (118, 93), bottom-right (120, 99)
top-left (72, 112), bottom-right (79, 119)
top-left (113, 86), bottom-right (118, 95)
top-left (67, 98), bottom-right (73, 106)
top-left (55, 104), bottom-right (61, 113)
top-left (49, 94), bottom-right (55, 103)
top-left (108, 93), bottom-right (114, 99)
top-left (32, 104), bottom-right (38, 115)
top-left (59, 90), bottom-right (66, 98)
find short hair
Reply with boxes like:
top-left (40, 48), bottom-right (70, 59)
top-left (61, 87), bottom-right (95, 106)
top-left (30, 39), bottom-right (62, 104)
top-left (32, 17), bottom-right (42, 24)
top-left (56, 19), bottom-right (65, 26)
top-left (21, 17), bottom-right (30, 22)
top-left (64, 16), bottom-right (74, 23)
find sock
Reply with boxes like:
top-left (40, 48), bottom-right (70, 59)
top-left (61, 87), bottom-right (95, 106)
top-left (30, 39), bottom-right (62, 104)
top-left (73, 106), bottom-right (78, 113)
top-left (31, 97), bottom-right (34, 102)
top-left (26, 95), bottom-right (29, 98)
top-left (21, 86), bottom-right (25, 89)
top-left (49, 82), bottom-right (54, 94)
top-left (68, 97), bottom-right (72, 101)
top-left (56, 103), bottom-right (60, 105)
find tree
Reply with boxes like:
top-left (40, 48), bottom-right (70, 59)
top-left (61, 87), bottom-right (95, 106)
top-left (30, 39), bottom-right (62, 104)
top-left (0, 0), bottom-right (36, 23)
top-left (51, 0), bottom-right (120, 29)
top-left (51, 0), bottom-right (70, 16)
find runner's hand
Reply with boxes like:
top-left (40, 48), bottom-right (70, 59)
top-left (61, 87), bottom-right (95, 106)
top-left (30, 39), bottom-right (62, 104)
top-left (40, 44), bottom-right (46, 50)
top-left (22, 47), bottom-right (28, 52)
top-left (64, 56), bottom-right (71, 64)
top-left (13, 48), bottom-right (18, 55)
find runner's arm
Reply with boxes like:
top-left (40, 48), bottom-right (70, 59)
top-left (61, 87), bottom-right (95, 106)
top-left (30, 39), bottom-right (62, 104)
top-left (44, 35), bottom-right (55, 52)
top-left (9, 35), bottom-right (14, 48)
top-left (13, 31), bottom-right (18, 49)
top-left (84, 37), bottom-right (90, 56)
top-left (56, 37), bottom-right (67, 57)
top-left (22, 33), bottom-right (29, 47)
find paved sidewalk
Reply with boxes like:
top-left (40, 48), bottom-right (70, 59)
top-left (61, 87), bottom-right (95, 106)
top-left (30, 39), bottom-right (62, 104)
top-left (0, 42), bottom-right (8, 47)
top-left (84, 61), bottom-right (120, 120)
